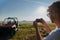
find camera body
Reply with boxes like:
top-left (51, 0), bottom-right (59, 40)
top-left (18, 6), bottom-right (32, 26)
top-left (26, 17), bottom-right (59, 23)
top-left (36, 19), bottom-right (42, 22)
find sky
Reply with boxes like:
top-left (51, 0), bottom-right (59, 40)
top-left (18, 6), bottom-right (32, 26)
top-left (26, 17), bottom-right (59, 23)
top-left (0, 0), bottom-right (57, 21)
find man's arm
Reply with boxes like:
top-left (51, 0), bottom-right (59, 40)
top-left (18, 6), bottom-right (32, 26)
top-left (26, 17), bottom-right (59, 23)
top-left (40, 18), bottom-right (51, 33)
top-left (33, 18), bottom-right (51, 40)
top-left (33, 21), bottom-right (43, 40)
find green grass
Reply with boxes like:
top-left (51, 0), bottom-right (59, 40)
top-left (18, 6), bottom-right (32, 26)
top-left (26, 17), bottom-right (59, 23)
top-left (9, 23), bottom-right (56, 40)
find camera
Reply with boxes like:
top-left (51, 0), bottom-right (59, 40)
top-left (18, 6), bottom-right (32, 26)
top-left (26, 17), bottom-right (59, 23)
top-left (36, 19), bottom-right (42, 22)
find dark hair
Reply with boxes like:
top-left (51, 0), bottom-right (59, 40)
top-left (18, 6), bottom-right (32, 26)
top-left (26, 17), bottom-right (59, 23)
top-left (48, 1), bottom-right (60, 21)
top-left (49, 1), bottom-right (60, 13)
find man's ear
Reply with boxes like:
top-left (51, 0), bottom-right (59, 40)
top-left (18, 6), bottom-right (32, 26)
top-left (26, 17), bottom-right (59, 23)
top-left (52, 10), bottom-right (59, 21)
top-left (52, 10), bottom-right (57, 17)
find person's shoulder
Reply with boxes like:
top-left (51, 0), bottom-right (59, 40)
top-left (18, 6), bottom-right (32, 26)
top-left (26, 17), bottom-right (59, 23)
top-left (44, 29), bottom-right (60, 40)
top-left (49, 29), bottom-right (60, 35)
top-left (55, 29), bottom-right (60, 33)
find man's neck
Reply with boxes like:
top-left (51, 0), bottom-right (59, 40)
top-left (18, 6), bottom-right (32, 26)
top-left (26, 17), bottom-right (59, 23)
top-left (55, 22), bottom-right (60, 28)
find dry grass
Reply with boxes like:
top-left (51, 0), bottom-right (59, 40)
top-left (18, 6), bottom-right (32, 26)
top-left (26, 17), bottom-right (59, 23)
top-left (9, 23), bottom-right (56, 40)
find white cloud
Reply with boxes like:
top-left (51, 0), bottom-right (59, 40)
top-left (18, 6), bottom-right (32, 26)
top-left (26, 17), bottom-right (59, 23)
top-left (36, 6), bottom-right (48, 14)
top-left (32, 6), bottom-right (50, 21)
top-left (18, 6), bottom-right (50, 21)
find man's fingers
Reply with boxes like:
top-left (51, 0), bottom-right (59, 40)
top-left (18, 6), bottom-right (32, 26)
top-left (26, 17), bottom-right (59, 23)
top-left (33, 21), bottom-right (39, 28)
top-left (33, 21), bottom-right (37, 26)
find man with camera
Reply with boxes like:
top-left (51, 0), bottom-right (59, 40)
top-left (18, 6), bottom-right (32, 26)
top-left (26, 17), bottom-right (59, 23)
top-left (33, 1), bottom-right (60, 40)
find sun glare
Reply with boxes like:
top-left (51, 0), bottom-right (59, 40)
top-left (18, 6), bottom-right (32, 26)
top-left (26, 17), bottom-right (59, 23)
top-left (37, 6), bottom-right (47, 14)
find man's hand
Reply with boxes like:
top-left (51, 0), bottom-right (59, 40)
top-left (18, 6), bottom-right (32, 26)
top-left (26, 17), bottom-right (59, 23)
top-left (34, 18), bottom-right (51, 33)
top-left (36, 18), bottom-right (51, 33)
top-left (33, 21), bottom-right (38, 28)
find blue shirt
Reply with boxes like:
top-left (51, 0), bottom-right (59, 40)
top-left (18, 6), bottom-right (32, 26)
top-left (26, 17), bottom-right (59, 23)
top-left (45, 27), bottom-right (60, 40)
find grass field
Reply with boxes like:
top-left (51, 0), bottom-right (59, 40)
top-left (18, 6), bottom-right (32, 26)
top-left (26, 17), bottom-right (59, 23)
top-left (9, 23), bottom-right (56, 40)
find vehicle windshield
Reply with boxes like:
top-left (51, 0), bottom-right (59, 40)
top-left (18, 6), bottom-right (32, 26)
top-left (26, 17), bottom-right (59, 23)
top-left (4, 18), bottom-right (15, 24)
